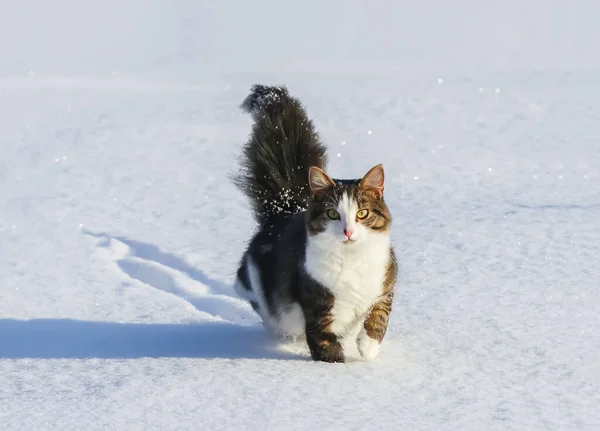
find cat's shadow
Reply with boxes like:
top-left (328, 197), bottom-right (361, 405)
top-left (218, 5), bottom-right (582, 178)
top-left (0, 231), bottom-right (305, 361)
top-left (0, 318), bottom-right (301, 360)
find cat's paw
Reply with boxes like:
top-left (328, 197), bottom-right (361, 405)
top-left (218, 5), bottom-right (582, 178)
top-left (357, 330), bottom-right (381, 361)
top-left (309, 341), bottom-right (345, 363)
top-left (318, 352), bottom-right (345, 363)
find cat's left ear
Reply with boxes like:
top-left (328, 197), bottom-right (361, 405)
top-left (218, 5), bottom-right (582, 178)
top-left (359, 164), bottom-right (385, 197)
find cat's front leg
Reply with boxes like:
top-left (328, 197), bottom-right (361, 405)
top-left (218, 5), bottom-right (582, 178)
top-left (357, 292), bottom-right (393, 361)
top-left (304, 302), bottom-right (345, 363)
top-left (299, 278), bottom-right (345, 363)
top-left (305, 324), bottom-right (345, 363)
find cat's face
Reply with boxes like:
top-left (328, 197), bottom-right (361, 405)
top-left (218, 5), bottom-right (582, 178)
top-left (306, 164), bottom-right (392, 246)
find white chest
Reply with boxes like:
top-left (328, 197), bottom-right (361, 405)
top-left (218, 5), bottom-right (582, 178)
top-left (304, 237), bottom-right (390, 336)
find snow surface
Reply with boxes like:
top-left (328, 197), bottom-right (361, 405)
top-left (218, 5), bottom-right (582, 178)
top-left (2, 0), bottom-right (600, 429)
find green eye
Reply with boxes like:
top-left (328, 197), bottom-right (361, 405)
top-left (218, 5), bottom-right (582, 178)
top-left (327, 209), bottom-right (340, 220)
top-left (356, 209), bottom-right (369, 220)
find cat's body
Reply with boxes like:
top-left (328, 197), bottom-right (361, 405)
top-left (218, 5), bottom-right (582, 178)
top-left (233, 85), bottom-right (397, 362)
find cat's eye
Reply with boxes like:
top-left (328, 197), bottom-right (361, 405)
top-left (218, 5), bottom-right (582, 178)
top-left (327, 209), bottom-right (340, 220)
top-left (356, 209), bottom-right (369, 220)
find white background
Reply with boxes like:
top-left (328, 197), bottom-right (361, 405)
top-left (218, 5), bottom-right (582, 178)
top-left (1, 1), bottom-right (599, 429)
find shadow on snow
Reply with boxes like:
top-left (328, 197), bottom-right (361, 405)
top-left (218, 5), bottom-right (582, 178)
top-left (0, 318), bottom-right (303, 360)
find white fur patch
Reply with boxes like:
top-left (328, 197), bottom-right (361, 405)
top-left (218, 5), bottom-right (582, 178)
top-left (276, 302), bottom-right (305, 340)
top-left (233, 277), bottom-right (256, 302)
top-left (244, 255), bottom-right (279, 334)
top-left (357, 329), bottom-right (381, 361)
top-left (304, 191), bottom-right (391, 338)
top-left (338, 192), bottom-right (358, 241)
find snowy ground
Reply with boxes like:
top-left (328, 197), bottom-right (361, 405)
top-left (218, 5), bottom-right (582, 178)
top-left (2, 1), bottom-right (600, 430)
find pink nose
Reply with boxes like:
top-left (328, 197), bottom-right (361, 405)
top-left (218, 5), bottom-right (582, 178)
top-left (344, 229), bottom-right (353, 238)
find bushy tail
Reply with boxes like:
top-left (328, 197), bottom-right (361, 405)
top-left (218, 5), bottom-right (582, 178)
top-left (234, 85), bottom-right (328, 225)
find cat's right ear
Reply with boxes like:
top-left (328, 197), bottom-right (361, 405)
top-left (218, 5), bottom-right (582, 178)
top-left (309, 166), bottom-right (335, 194)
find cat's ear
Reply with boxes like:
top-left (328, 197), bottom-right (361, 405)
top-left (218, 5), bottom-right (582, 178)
top-left (309, 166), bottom-right (335, 194)
top-left (359, 164), bottom-right (385, 197)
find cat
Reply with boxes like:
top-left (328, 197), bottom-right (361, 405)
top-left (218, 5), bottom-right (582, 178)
top-left (233, 85), bottom-right (397, 363)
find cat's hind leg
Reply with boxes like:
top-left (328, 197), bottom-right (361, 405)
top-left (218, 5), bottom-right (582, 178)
top-left (235, 253), bottom-right (281, 335)
top-left (234, 257), bottom-right (259, 312)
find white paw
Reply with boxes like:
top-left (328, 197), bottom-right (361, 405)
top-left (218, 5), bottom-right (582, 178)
top-left (357, 330), bottom-right (381, 361)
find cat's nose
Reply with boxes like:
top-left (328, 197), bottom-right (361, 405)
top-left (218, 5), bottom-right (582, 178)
top-left (344, 229), bottom-right (353, 238)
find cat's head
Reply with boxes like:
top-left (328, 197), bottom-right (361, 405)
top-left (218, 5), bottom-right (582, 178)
top-left (306, 164), bottom-right (392, 246)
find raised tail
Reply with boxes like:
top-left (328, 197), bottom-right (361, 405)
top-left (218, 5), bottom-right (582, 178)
top-left (234, 85), bottom-right (328, 225)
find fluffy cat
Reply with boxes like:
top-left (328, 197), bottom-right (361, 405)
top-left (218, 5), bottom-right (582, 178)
top-left (233, 85), bottom-right (397, 363)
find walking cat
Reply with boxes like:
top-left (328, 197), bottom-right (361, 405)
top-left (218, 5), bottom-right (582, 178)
top-left (233, 85), bottom-right (397, 362)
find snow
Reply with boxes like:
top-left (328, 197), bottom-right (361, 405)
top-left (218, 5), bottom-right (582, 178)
top-left (1, 0), bottom-right (600, 429)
